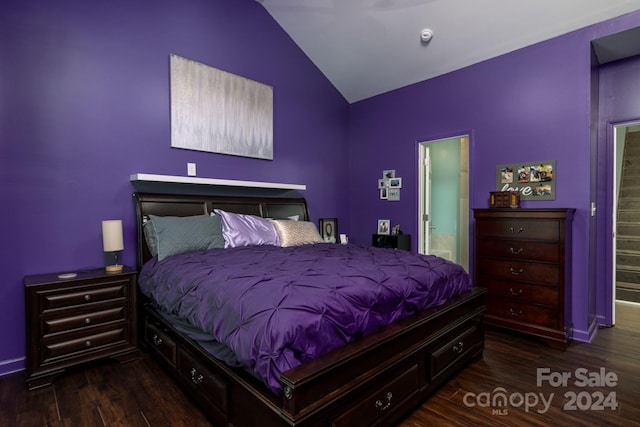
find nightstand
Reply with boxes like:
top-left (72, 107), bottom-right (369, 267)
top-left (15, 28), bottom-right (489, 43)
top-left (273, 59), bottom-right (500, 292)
top-left (372, 234), bottom-right (411, 251)
top-left (24, 267), bottom-right (138, 389)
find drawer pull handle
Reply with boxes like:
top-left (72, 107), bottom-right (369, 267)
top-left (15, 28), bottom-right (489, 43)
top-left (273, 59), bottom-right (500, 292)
top-left (84, 294), bottom-right (91, 301)
top-left (509, 288), bottom-right (523, 296)
top-left (509, 308), bottom-right (523, 316)
top-left (509, 247), bottom-right (523, 254)
top-left (509, 267), bottom-right (524, 276)
top-left (152, 334), bottom-right (163, 346)
top-left (85, 340), bottom-right (92, 347)
top-left (375, 392), bottom-right (393, 412)
top-left (190, 368), bottom-right (204, 385)
top-left (84, 317), bottom-right (91, 324)
top-left (509, 227), bottom-right (524, 234)
top-left (453, 341), bottom-right (464, 354)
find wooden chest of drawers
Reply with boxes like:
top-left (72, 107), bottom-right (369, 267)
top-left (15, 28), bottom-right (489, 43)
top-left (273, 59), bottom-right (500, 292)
top-left (24, 267), bottom-right (138, 389)
top-left (473, 208), bottom-right (574, 349)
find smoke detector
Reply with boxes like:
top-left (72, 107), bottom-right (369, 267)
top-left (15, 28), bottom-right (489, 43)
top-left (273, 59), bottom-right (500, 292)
top-left (420, 29), bottom-right (434, 43)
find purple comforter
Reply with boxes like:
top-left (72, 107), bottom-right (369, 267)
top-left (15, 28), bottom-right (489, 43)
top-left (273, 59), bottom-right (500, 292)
top-left (139, 243), bottom-right (471, 395)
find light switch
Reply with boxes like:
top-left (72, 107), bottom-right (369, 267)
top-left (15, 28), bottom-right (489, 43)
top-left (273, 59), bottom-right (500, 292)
top-left (187, 163), bottom-right (196, 176)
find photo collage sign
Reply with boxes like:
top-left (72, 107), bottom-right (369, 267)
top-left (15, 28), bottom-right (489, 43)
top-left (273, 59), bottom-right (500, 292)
top-left (496, 160), bottom-right (556, 201)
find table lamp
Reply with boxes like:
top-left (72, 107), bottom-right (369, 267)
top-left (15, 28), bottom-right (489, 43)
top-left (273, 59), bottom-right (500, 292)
top-left (102, 219), bottom-right (124, 273)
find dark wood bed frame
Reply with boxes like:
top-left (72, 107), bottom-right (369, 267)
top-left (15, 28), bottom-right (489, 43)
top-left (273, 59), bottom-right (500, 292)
top-left (134, 192), bottom-right (486, 427)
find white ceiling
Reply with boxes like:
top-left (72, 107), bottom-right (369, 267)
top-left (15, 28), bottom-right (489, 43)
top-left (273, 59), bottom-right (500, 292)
top-left (257, 0), bottom-right (640, 103)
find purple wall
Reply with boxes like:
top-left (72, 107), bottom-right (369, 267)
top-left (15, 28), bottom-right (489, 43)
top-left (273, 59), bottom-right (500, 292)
top-left (0, 0), bottom-right (349, 374)
top-left (348, 11), bottom-right (640, 342)
top-left (3, 0), bottom-right (640, 375)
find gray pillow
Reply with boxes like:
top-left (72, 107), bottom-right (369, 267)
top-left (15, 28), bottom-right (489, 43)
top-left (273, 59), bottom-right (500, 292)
top-left (144, 214), bottom-right (225, 261)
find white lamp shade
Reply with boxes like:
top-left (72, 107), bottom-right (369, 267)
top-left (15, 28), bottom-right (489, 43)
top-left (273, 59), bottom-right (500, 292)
top-left (102, 220), bottom-right (124, 252)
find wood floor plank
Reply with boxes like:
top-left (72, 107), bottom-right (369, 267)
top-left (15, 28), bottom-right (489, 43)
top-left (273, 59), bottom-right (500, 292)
top-left (2, 302), bottom-right (638, 426)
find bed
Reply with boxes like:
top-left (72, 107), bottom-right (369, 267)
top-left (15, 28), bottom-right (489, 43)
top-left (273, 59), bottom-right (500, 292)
top-left (133, 192), bottom-right (485, 427)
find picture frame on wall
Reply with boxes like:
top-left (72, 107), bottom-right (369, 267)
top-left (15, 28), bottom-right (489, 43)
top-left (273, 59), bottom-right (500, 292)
top-left (387, 188), bottom-right (400, 201)
top-left (319, 218), bottom-right (338, 243)
top-left (377, 219), bottom-right (391, 235)
top-left (388, 178), bottom-right (402, 188)
top-left (383, 170), bottom-right (395, 179)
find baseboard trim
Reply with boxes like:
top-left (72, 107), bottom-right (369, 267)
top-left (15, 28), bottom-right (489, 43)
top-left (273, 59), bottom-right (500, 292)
top-left (572, 317), bottom-right (599, 343)
top-left (0, 357), bottom-right (25, 377)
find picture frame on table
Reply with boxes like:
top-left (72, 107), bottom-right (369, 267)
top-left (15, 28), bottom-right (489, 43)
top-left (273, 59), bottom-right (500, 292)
top-left (319, 218), bottom-right (338, 243)
top-left (377, 219), bottom-right (391, 235)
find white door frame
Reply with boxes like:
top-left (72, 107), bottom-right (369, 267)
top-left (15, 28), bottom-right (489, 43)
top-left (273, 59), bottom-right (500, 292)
top-left (611, 120), bottom-right (640, 324)
top-left (418, 134), bottom-right (470, 269)
top-left (418, 143), bottom-right (432, 255)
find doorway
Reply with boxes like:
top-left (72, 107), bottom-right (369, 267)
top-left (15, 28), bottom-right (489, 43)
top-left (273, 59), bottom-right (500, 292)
top-left (418, 135), bottom-right (469, 271)
top-left (613, 122), bottom-right (640, 315)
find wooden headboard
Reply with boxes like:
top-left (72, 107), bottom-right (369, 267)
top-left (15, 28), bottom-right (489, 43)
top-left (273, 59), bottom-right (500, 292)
top-left (133, 192), bottom-right (310, 268)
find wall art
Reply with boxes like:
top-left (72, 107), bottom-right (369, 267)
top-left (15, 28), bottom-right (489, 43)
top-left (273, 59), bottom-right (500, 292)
top-left (495, 160), bottom-right (556, 200)
top-left (170, 54), bottom-right (273, 160)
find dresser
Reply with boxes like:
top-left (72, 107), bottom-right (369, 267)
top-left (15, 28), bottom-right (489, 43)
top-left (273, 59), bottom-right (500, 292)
top-left (473, 208), bottom-right (574, 349)
top-left (24, 267), bottom-right (138, 389)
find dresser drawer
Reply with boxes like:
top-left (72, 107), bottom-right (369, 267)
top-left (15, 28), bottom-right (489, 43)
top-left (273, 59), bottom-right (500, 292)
top-left (42, 327), bottom-right (127, 362)
top-left (177, 348), bottom-right (229, 419)
top-left (482, 280), bottom-right (558, 306)
top-left (476, 239), bottom-right (560, 263)
top-left (44, 306), bottom-right (126, 335)
top-left (486, 298), bottom-right (558, 328)
top-left (476, 219), bottom-right (559, 241)
top-left (478, 258), bottom-right (559, 285)
top-left (41, 284), bottom-right (126, 311)
top-left (331, 363), bottom-right (420, 427)
top-left (145, 318), bottom-right (177, 366)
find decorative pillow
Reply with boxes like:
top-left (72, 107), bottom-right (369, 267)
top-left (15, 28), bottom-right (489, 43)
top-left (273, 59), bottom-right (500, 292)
top-left (272, 220), bottom-right (324, 247)
top-left (214, 209), bottom-right (279, 248)
top-left (144, 214), bottom-right (225, 261)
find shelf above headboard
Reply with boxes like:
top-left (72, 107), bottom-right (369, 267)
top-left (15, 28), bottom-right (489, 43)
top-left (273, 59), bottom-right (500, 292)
top-left (130, 173), bottom-right (306, 191)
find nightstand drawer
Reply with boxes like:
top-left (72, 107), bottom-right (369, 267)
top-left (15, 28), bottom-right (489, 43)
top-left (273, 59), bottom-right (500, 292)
top-left (44, 306), bottom-right (126, 335)
top-left (476, 239), bottom-right (559, 263)
top-left (42, 327), bottom-right (126, 362)
top-left (476, 219), bottom-right (559, 241)
top-left (42, 284), bottom-right (126, 311)
top-left (478, 258), bottom-right (559, 285)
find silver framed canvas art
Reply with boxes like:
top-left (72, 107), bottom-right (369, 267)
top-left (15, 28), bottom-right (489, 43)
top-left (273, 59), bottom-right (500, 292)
top-left (170, 54), bottom-right (273, 160)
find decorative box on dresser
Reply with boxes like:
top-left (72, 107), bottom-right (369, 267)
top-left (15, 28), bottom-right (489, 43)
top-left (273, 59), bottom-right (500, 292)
top-left (473, 208), bottom-right (574, 350)
top-left (24, 267), bottom-right (138, 389)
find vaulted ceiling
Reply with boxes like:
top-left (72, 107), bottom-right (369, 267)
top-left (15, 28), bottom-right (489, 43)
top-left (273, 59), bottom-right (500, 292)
top-left (257, 0), bottom-right (640, 103)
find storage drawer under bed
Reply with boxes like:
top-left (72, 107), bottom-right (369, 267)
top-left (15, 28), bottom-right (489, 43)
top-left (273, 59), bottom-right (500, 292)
top-left (144, 316), bottom-right (177, 366)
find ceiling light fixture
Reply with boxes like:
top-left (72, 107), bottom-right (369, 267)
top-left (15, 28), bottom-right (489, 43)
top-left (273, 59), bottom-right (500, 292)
top-left (420, 28), bottom-right (434, 43)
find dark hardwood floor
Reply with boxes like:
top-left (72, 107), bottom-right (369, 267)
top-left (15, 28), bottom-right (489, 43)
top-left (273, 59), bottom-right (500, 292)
top-left (2, 302), bottom-right (639, 427)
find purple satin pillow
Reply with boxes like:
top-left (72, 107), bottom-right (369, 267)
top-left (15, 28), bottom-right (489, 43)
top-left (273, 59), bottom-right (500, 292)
top-left (214, 209), bottom-right (280, 248)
